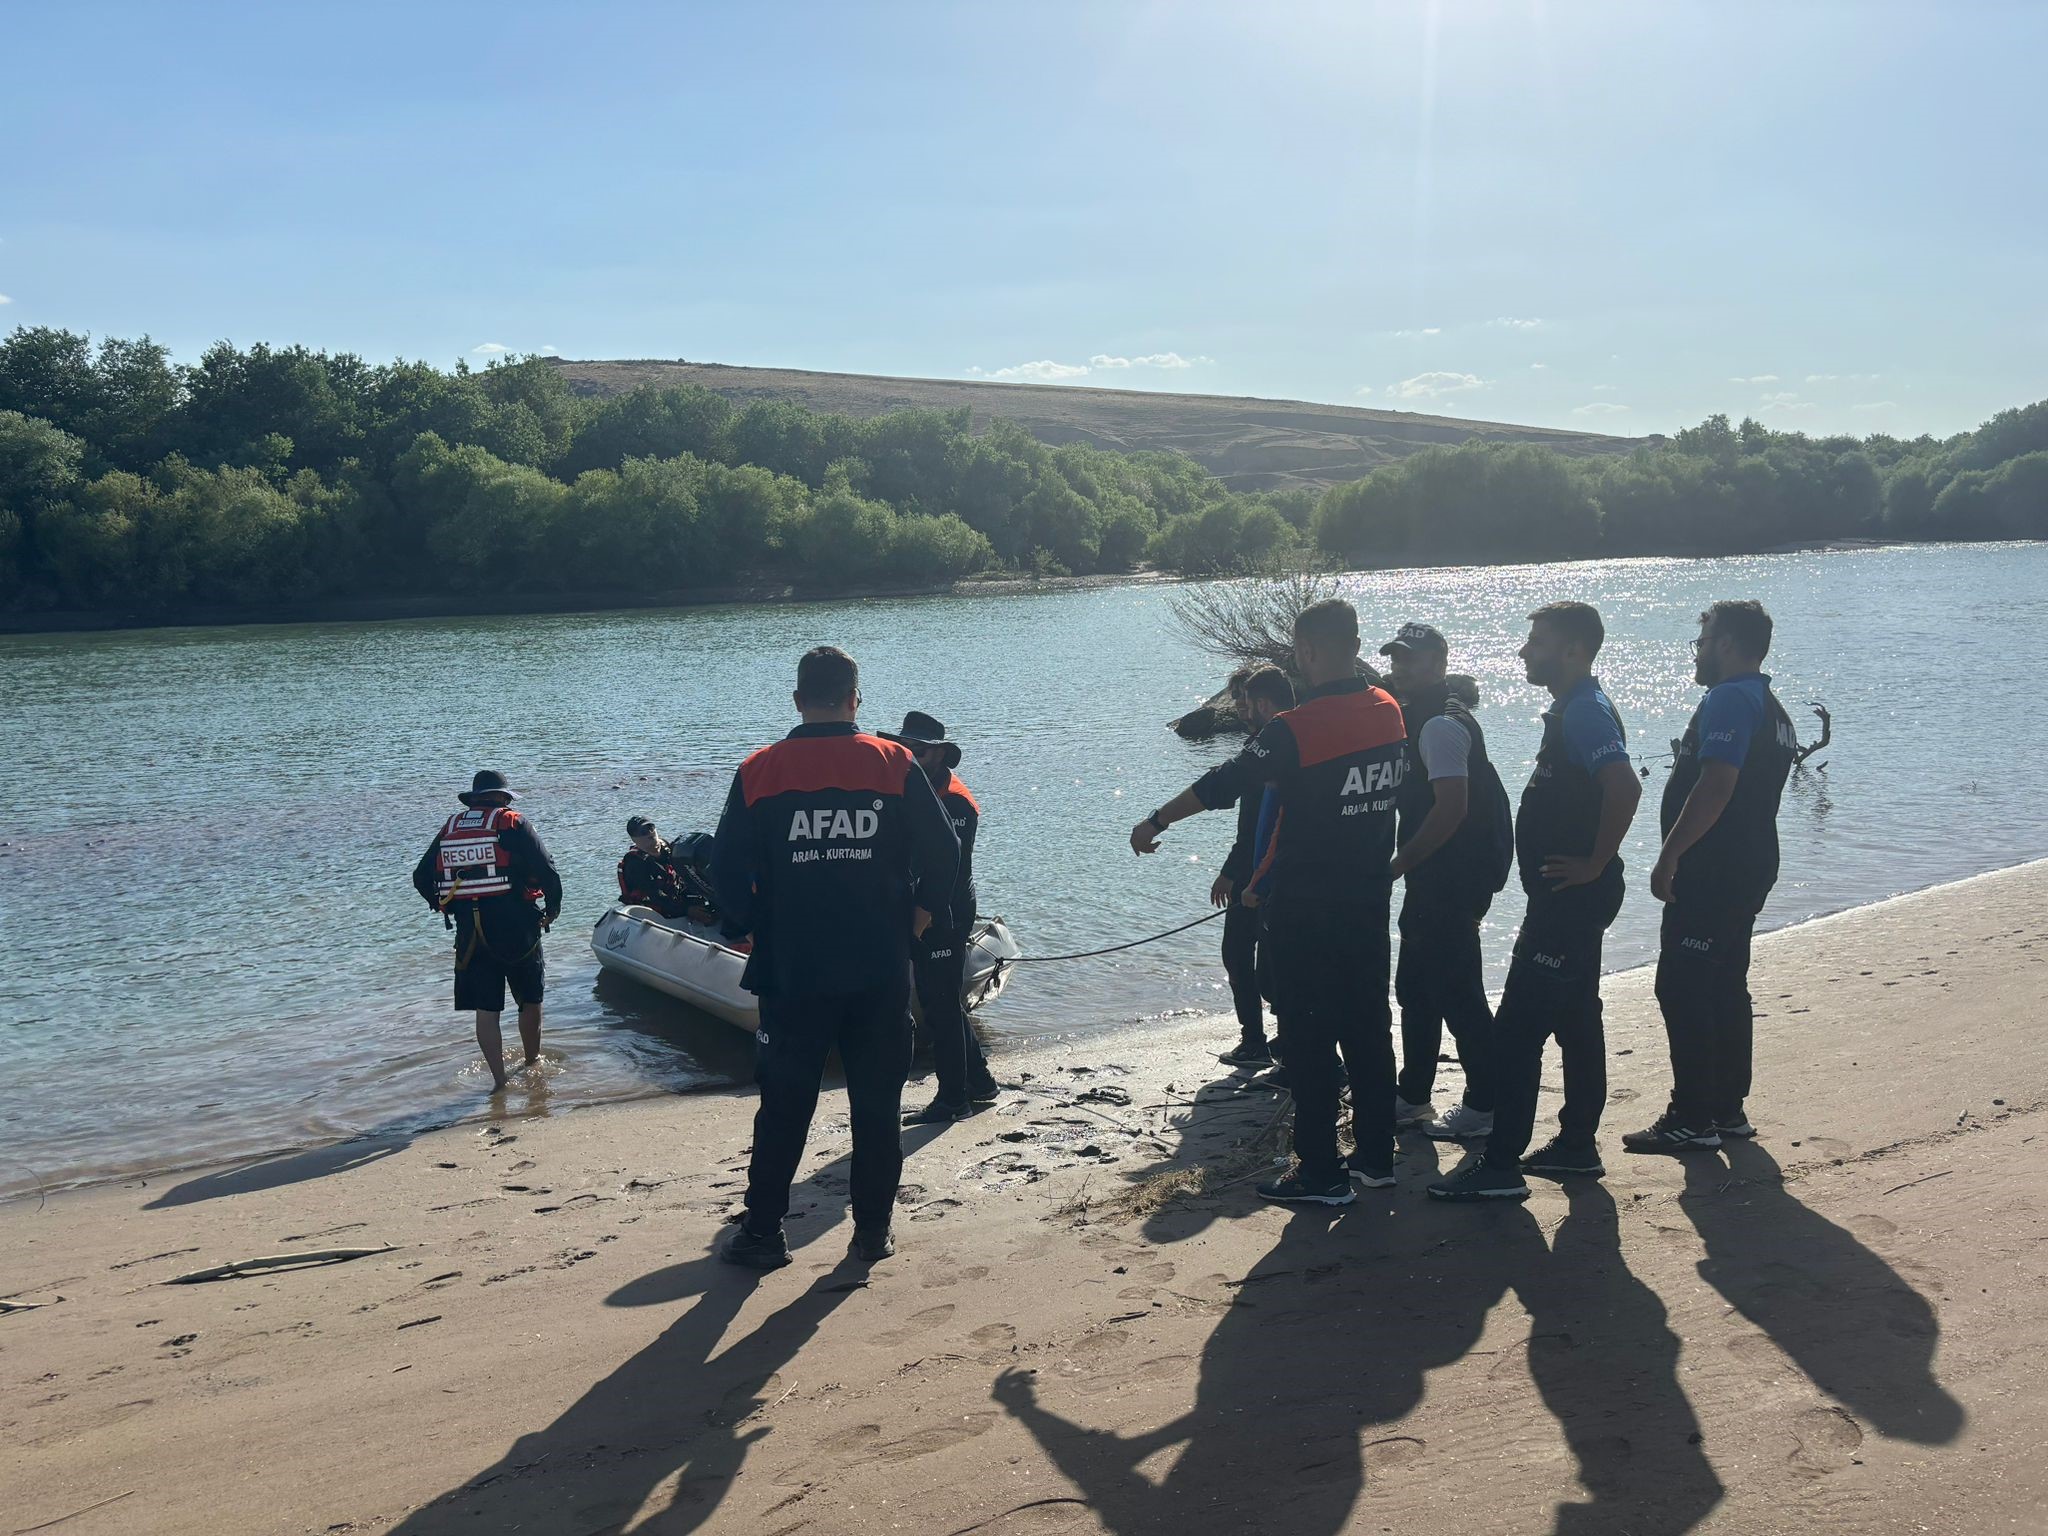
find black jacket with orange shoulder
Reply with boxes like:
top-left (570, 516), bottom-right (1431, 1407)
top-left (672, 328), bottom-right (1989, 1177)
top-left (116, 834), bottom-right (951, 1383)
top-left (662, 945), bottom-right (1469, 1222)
top-left (926, 768), bottom-right (980, 935)
top-left (711, 722), bottom-right (960, 997)
top-left (1191, 676), bottom-right (1407, 904)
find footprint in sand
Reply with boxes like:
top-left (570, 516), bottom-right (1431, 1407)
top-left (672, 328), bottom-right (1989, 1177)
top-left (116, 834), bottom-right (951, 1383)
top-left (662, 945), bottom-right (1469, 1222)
top-left (970, 1322), bottom-right (1017, 1347)
top-left (1842, 1212), bottom-right (1898, 1241)
top-left (822, 1413), bottom-right (995, 1462)
top-left (876, 1303), bottom-right (957, 1348)
top-left (1116, 1260), bottom-right (1178, 1301)
top-left (1073, 1354), bottom-right (1196, 1396)
top-left (706, 1370), bottom-right (782, 1426)
top-left (1803, 1136), bottom-right (1851, 1159)
top-left (1363, 1434), bottom-right (1426, 1474)
top-left (1788, 1405), bottom-right (1864, 1475)
top-left (920, 1263), bottom-right (990, 1290)
top-left (1053, 1332), bottom-right (1132, 1376)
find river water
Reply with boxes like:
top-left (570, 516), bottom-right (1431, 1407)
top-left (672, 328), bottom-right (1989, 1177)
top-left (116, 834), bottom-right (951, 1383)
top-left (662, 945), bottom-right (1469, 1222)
top-left (4, 542), bottom-right (2044, 1196)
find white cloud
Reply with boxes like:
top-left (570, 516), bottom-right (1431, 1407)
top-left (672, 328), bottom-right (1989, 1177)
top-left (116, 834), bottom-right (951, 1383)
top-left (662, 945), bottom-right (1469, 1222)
top-left (1087, 352), bottom-right (1208, 370)
top-left (1592, 383), bottom-right (1618, 393)
top-left (1805, 372), bottom-right (1882, 384)
top-left (966, 359), bottom-right (1092, 384)
top-left (1728, 374), bottom-right (1779, 385)
top-left (537, 344), bottom-right (560, 357)
top-left (967, 350), bottom-right (1212, 385)
top-left (471, 342), bottom-right (511, 356)
top-left (1491, 316), bottom-right (1544, 330)
top-left (1529, 362), bottom-right (1548, 370)
top-left (0, 293), bottom-right (12, 305)
top-left (1391, 327), bottom-right (1441, 338)
top-left (1758, 391), bottom-right (1800, 405)
top-left (1852, 400), bottom-right (1899, 411)
top-left (1385, 370), bottom-right (1488, 399)
top-left (1572, 401), bottom-right (1631, 416)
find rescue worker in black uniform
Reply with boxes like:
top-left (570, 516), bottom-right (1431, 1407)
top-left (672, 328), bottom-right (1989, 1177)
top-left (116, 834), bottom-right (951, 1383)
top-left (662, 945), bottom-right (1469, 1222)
top-left (1211, 666), bottom-right (1292, 1069)
top-left (1133, 599), bottom-right (1408, 1206)
top-left (617, 815), bottom-right (689, 918)
top-left (1627, 599), bottom-right (1797, 1153)
top-left (711, 647), bottom-right (959, 1269)
top-left (889, 712), bottom-right (1002, 1124)
top-left (1431, 603), bottom-right (1641, 1203)
top-left (412, 770), bottom-right (563, 1092)
top-left (1382, 624), bottom-right (1515, 1142)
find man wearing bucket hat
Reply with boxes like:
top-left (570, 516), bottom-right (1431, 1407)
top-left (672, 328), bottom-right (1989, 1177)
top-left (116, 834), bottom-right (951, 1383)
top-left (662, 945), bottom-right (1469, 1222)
top-left (887, 711), bottom-right (1002, 1123)
top-left (412, 770), bottom-right (563, 1091)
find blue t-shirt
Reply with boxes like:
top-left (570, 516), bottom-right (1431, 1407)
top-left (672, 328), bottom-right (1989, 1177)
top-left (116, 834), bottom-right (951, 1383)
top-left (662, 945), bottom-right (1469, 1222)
top-left (1247, 786), bottom-right (1282, 899)
top-left (1558, 680), bottom-right (1629, 776)
top-left (1694, 673), bottom-right (1769, 766)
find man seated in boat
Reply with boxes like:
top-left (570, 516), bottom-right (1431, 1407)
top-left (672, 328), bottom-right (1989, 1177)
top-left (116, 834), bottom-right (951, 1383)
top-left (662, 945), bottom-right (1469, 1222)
top-left (617, 816), bottom-right (694, 920)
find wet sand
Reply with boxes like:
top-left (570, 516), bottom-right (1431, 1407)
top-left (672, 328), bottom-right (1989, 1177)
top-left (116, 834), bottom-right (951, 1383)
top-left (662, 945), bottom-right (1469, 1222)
top-left (5, 861), bottom-right (2046, 1535)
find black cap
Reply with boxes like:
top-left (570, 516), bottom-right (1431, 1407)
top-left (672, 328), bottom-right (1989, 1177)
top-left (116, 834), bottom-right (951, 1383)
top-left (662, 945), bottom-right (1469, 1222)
top-left (1378, 622), bottom-right (1448, 657)
top-left (626, 815), bottom-right (655, 837)
top-left (458, 769), bottom-right (520, 806)
top-left (885, 710), bottom-right (962, 768)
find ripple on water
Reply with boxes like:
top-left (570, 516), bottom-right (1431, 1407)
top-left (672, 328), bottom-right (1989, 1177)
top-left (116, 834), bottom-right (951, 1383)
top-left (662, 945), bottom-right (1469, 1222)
top-left (5, 543), bottom-right (2046, 1193)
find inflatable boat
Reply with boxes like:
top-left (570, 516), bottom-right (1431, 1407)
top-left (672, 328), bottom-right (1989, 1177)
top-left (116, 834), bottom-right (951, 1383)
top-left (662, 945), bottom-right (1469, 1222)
top-left (591, 904), bottom-right (1022, 1031)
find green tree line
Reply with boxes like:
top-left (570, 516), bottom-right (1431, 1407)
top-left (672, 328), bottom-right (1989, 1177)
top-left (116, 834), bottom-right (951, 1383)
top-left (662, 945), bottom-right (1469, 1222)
top-left (1, 326), bottom-right (2043, 620)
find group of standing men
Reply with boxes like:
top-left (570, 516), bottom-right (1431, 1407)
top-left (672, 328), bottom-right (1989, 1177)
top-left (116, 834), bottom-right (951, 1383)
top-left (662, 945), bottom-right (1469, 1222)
top-left (1138, 595), bottom-right (1797, 1205)
top-left (414, 593), bottom-right (1798, 1262)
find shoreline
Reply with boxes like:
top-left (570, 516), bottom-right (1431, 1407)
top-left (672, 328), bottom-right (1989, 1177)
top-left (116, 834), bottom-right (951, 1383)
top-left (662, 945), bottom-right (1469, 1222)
top-left (6, 852), bottom-right (2042, 1207)
top-left (0, 568), bottom-right (1174, 638)
top-left (0, 537), bottom-right (1991, 640)
top-left (6, 856), bottom-right (2044, 1533)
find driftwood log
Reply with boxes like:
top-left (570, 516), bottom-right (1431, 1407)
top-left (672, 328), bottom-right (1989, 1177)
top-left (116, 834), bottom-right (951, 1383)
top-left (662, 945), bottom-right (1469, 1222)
top-left (163, 1246), bottom-right (395, 1284)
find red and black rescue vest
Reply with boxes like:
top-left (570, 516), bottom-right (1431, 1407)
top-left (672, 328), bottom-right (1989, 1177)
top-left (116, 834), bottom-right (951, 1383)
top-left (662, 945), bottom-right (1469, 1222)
top-left (435, 807), bottom-right (521, 902)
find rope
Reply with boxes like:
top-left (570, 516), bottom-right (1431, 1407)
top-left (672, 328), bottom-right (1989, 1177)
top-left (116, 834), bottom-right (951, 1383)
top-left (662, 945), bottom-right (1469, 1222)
top-left (1004, 908), bottom-right (1226, 966)
top-left (453, 902), bottom-right (542, 971)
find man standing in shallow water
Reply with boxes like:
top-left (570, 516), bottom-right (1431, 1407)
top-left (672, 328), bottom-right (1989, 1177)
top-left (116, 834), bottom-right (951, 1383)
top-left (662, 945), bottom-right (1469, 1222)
top-left (413, 770), bottom-right (562, 1091)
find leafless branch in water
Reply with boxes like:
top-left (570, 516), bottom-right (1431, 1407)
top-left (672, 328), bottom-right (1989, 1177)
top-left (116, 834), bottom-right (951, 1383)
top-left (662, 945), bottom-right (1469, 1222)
top-left (1164, 557), bottom-right (1344, 670)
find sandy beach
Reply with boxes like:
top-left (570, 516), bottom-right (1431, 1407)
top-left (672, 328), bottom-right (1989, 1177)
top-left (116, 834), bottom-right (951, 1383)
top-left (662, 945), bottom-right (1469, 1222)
top-left (6, 861), bottom-right (2046, 1535)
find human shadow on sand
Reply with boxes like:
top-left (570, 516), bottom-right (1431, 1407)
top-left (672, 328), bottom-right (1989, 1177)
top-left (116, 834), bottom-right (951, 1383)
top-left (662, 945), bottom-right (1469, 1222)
top-left (145, 1128), bottom-right (422, 1208)
top-left (1679, 1138), bottom-right (1965, 1445)
top-left (380, 1122), bottom-right (951, 1534)
top-left (995, 1168), bottom-right (1723, 1536)
top-left (142, 1086), bottom-right (550, 1209)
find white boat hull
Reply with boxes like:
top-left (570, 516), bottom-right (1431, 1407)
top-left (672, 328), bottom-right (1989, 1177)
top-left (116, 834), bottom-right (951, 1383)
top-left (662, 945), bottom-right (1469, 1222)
top-left (591, 905), bottom-right (1021, 1032)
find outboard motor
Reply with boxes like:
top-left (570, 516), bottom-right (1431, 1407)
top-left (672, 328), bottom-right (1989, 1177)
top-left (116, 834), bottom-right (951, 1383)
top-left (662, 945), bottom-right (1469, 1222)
top-left (675, 831), bottom-right (717, 879)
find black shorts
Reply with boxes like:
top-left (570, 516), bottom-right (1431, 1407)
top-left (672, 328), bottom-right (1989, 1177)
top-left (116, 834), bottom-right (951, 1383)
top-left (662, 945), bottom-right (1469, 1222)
top-left (454, 934), bottom-right (546, 1013)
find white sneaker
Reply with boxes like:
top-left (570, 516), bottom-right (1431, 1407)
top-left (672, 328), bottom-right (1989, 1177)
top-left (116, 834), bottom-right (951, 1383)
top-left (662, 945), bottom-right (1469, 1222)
top-left (1424, 1104), bottom-right (1495, 1141)
top-left (1393, 1096), bottom-right (1435, 1128)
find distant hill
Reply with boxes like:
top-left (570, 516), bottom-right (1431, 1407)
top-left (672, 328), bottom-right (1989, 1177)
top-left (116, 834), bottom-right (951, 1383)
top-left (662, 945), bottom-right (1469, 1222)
top-left (548, 359), bottom-right (1640, 494)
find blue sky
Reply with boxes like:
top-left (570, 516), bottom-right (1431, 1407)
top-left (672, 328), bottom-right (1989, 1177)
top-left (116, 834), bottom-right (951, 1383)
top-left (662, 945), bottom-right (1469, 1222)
top-left (3, 1), bottom-right (2042, 439)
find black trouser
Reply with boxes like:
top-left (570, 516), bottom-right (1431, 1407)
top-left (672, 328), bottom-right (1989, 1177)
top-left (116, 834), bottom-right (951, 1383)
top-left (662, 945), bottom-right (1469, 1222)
top-left (1484, 904), bottom-right (1609, 1170)
top-left (1220, 898), bottom-right (1265, 1044)
top-left (1262, 891), bottom-right (1394, 1184)
top-left (744, 977), bottom-right (913, 1234)
top-left (1654, 904), bottom-right (1757, 1126)
top-left (913, 927), bottom-right (991, 1103)
top-left (1394, 891), bottom-right (1495, 1111)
